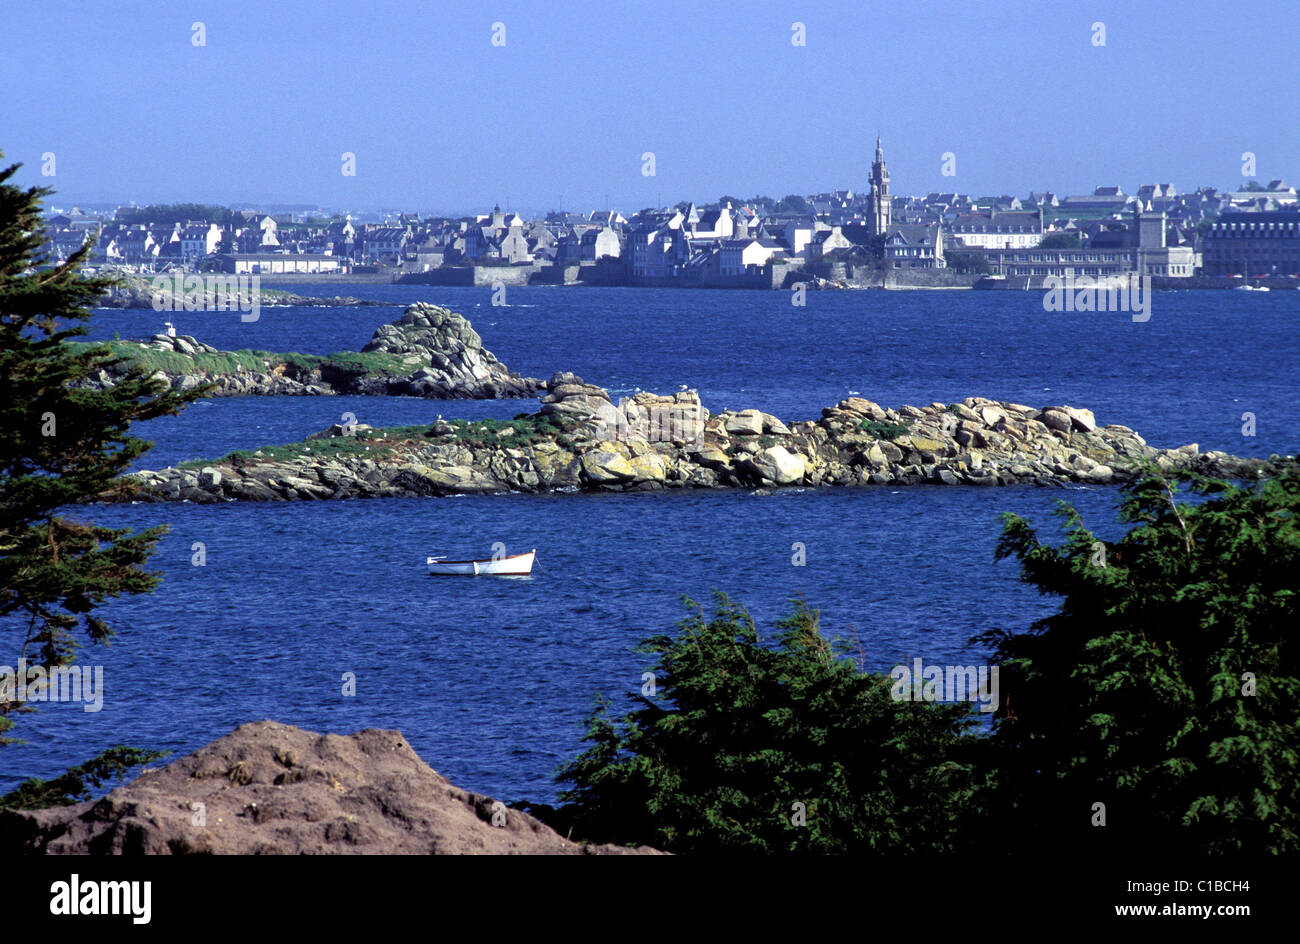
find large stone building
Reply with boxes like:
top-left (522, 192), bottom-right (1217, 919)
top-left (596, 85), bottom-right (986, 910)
top-left (1201, 209), bottom-right (1300, 276)
top-left (220, 253), bottom-right (343, 274)
top-left (981, 208), bottom-right (1193, 278)
top-left (982, 245), bottom-right (1133, 279)
top-left (949, 209), bottom-right (1044, 249)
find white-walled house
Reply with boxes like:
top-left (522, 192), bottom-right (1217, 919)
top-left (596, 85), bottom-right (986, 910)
top-left (257, 215), bottom-right (279, 247)
top-left (580, 225), bottom-right (622, 261)
top-left (720, 237), bottom-right (783, 275)
top-left (948, 211), bottom-right (1043, 249)
top-left (176, 223), bottom-right (223, 263)
top-left (104, 227), bottom-right (159, 266)
top-left (690, 203), bottom-right (735, 239)
top-left (782, 219), bottom-right (815, 255)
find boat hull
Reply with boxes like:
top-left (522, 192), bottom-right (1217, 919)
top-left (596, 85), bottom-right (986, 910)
top-left (427, 549), bottom-right (535, 576)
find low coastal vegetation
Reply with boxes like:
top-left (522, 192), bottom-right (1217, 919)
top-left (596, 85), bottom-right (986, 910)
top-left (176, 434), bottom-right (398, 469)
top-left (857, 417), bottom-right (910, 440)
top-left (452, 414), bottom-right (570, 449)
top-left (173, 414), bottom-right (573, 469)
top-left (67, 339), bottom-right (415, 380)
top-left (548, 594), bottom-right (979, 853)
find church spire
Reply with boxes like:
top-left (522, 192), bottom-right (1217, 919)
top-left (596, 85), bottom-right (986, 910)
top-left (870, 134), bottom-right (891, 238)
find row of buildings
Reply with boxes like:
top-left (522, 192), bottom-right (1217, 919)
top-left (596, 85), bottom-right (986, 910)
top-left (42, 140), bottom-right (1300, 284)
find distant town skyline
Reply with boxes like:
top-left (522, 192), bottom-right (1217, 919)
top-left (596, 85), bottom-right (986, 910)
top-left (4, 0), bottom-right (1297, 214)
top-left (35, 175), bottom-right (1294, 224)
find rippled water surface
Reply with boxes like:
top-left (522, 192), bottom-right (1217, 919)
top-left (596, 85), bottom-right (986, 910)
top-left (6, 286), bottom-right (1295, 803)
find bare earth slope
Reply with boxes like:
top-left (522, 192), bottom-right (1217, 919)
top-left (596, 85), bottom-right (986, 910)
top-left (0, 721), bottom-right (660, 855)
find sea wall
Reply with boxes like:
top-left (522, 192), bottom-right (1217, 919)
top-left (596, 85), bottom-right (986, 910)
top-left (396, 265), bottom-right (537, 287)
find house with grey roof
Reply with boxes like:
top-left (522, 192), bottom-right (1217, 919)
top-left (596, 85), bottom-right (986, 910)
top-left (363, 226), bottom-right (408, 263)
top-left (883, 224), bottom-right (944, 268)
top-left (719, 236), bottom-right (784, 276)
top-left (498, 225), bottom-right (533, 264)
top-left (1059, 187), bottom-right (1135, 212)
top-left (949, 210), bottom-right (1044, 250)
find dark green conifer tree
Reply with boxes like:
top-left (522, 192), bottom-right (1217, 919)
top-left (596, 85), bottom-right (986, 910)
top-left (0, 153), bottom-right (202, 801)
top-left (980, 466), bottom-right (1300, 854)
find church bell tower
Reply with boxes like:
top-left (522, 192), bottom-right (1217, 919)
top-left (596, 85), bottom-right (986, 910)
top-left (870, 136), bottom-right (891, 237)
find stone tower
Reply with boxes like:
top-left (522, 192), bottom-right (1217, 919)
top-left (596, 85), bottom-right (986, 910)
top-left (1134, 205), bottom-right (1167, 277)
top-left (1134, 204), bottom-right (1166, 250)
top-left (869, 136), bottom-right (891, 237)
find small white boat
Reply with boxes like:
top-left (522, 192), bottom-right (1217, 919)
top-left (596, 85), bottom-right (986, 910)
top-left (427, 549), bottom-right (535, 576)
top-left (1233, 284), bottom-right (1270, 292)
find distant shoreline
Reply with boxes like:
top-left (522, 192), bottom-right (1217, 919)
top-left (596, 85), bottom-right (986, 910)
top-left (86, 269), bottom-right (1300, 297)
top-left (242, 270), bottom-right (1300, 292)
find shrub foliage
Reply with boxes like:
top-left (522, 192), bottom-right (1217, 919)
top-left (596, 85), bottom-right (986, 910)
top-left (557, 465), bottom-right (1299, 854)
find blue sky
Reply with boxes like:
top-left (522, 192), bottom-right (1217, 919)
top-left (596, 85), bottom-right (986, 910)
top-left (2, 0), bottom-right (1296, 215)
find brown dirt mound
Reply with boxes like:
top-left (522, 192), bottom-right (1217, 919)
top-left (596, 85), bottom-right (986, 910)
top-left (1, 721), bottom-right (661, 855)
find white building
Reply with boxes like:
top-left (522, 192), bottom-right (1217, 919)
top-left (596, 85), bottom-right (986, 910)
top-left (224, 253), bottom-right (343, 274)
top-left (948, 210), bottom-right (1043, 249)
top-left (719, 237), bottom-right (783, 275)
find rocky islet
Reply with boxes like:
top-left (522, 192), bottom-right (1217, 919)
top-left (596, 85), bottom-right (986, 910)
top-left (115, 369), bottom-right (1272, 503)
top-left (79, 302), bottom-right (543, 399)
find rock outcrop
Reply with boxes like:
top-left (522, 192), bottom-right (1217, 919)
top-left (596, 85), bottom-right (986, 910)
top-left (0, 721), bottom-right (660, 855)
top-left (360, 303), bottom-right (540, 398)
top-left (538, 371), bottom-right (615, 419)
top-left (76, 303), bottom-right (542, 400)
top-left (112, 379), bottom-right (1280, 503)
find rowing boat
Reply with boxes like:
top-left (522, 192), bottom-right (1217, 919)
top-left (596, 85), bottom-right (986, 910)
top-left (427, 549), bottom-right (536, 576)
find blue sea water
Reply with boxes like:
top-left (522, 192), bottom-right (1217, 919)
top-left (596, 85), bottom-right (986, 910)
top-left (5, 286), bottom-right (1297, 804)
